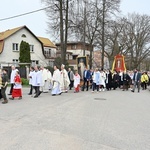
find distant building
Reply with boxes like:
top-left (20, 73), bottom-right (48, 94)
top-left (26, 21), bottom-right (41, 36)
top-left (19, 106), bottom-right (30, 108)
top-left (0, 25), bottom-right (56, 68)
top-left (38, 37), bottom-right (57, 67)
top-left (93, 50), bottom-right (110, 69)
top-left (56, 41), bottom-right (93, 69)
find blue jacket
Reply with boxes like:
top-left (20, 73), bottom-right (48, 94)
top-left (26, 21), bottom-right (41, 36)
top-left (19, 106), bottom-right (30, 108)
top-left (83, 70), bottom-right (91, 80)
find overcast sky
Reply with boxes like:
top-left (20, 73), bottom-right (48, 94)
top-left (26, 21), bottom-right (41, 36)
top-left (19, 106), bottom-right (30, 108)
top-left (0, 0), bottom-right (149, 41)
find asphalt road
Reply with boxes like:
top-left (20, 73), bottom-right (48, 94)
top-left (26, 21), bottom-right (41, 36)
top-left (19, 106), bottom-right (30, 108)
top-left (0, 87), bottom-right (150, 150)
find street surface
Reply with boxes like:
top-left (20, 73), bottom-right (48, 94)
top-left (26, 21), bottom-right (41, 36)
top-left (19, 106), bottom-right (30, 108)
top-left (0, 87), bottom-right (150, 150)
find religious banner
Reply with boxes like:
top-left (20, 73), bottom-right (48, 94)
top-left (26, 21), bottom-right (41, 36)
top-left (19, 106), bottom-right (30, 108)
top-left (112, 54), bottom-right (126, 72)
top-left (76, 56), bottom-right (88, 79)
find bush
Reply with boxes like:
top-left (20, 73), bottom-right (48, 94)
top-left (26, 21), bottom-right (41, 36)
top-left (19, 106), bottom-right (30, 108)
top-left (45, 66), bottom-right (54, 73)
top-left (21, 78), bottom-right (29, 85)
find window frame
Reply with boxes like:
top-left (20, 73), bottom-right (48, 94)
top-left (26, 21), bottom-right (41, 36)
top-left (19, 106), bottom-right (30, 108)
top-left (12, 43), bottom-right (19, 51)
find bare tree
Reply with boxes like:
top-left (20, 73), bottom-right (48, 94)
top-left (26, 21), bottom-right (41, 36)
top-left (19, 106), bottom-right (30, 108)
top-left (72, 0), bottom-right (102, 69)
top-left (41, 0), bottom-right (75, 64)
top-left (99, 0), bottom-right (121, 69)
top-left (119, 13), bottom-right (150, 69)
top-left (103, 18), bottom-right (129, 66)
top-left (102, 13), bottom-right (150, 70)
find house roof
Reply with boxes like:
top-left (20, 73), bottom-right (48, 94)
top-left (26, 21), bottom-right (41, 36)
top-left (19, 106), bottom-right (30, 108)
top-left (0, 26), bottom-right (24, 41)
top-left (38, 37), bottom-right (56, 48)
top-left (0, 41), bottom-right (4, 54)
top-left (0, 25), bottom-right (45, 55)
top-left (0, 26), bottom-right (25, 53)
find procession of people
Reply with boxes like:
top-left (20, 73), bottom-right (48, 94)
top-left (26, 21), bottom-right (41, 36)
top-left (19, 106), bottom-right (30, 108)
top-left (0, 63), bottom-right (150, 104)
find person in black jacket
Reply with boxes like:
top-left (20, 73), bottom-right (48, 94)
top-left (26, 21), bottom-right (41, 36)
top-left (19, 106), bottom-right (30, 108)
top-left (82, 67), bottom-right (91, 91)
top-left (122, 71), bottom-right (131, 91)
top-left (1, 69), bottom-right (9, 104)
top-left (131, 69), bottom-right (141, 93)
top-left (105, 70), bottom-right (112, 91)
top-left (112, 71), bottom-right (120, 90)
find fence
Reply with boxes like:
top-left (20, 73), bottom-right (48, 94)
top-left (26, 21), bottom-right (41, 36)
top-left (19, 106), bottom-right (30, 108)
top-left (3, 67), bottom-right (27, 79)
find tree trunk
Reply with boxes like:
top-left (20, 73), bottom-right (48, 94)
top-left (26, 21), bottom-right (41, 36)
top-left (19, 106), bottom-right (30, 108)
top-left (101, 0), bottom-right (106, 69)
top-left (89, 43), bottom-right (93, 69)
top-left (64, 0), bottom-right (69, 64)
top-left (60, 0), bottom-right (65, 64)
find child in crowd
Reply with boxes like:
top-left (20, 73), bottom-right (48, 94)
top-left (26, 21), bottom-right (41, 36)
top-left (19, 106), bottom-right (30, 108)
top-left (74, 70), bottom-right (80, 93)
top-left (9, 71), bottom-right (22, 100)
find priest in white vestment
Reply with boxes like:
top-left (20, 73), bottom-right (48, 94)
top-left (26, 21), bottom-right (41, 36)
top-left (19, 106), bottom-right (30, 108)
top-left (99, 70), bottom-right (106, 91)
top-left (40, 66), bottom-right (49, 93)
top-left (60, 64), bottom-right (70, 93)
top-left (51, 66), bottom-right (61, 96)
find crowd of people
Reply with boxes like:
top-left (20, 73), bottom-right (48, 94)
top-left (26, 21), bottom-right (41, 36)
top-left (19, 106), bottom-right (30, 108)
top-left (0, 64), bottom-right (150, 104)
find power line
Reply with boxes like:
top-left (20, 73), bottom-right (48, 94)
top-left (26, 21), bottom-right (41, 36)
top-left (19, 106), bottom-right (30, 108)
top-left (0, 6), bottom-right (50, 22)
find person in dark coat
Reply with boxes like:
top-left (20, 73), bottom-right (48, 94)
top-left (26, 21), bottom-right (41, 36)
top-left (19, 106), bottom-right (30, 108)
top-left (131, 69), bottom-right (141, 93)
top-left (122, 71), bottom-right (131, 91)
top-left (105, 70), bottom-right (112, 91)
top-left (112, 71), bottom-right (119, 90)
top-left (1, 69), bottom-right (9, 104)
top-left (82, 67), bottom-right (91, 91)
top-left (68, 68), bottom-right (74, 90)
top-left (89, 69), bottom-right (94, 89)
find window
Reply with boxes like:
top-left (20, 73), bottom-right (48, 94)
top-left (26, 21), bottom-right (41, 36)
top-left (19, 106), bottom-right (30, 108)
top-left (68, 54), bottom-right (69, 60)
top-left (30, 45), bottom-right (34, 52)
top-left (13, 59), bottom-right (19, 66)
top-left (73, 55), bottom-right (78, 60)
top-left (49, 49), bottom-right (51, 57)
top-left (35, 60), bottom-right (39, 65)
top-left (31, 60), bottom-right (39, 66)
top-left (57, 46), bottom-right (60, 50)
top-left (21, 34), bottom-right (26, 38)
top-left (12, 43), bottom-right (19, 51)
top-left (49, 61), bottom-right (54, 67)
top-left (71, 44), bottom-right (76, 49)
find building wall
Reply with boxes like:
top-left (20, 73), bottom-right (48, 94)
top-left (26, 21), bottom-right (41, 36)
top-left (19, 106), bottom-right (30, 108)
top-left (67, 43), bottom-right (90, 51)
top-left (67, 49), bottom-right (90, 56)
top-left (57, 43), bottom-right (91, 56)
top-left (0, 28), bottom-right (48, 67)
top-left (66, 43), bottom-right (90, 56)
top-left (93, 51), bottom-right (110, 69)
top-left (44, 47), bottom-right (56, 58)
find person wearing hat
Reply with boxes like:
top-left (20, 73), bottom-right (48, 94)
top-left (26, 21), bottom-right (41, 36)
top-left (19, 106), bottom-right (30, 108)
top-left (60, 64), bottom-right (70, 93)
top-left (51, 65), bottom-right (61, 96)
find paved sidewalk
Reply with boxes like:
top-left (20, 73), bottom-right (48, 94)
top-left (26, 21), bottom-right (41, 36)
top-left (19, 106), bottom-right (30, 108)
top-left (0, 87), bottom-right (150, 150)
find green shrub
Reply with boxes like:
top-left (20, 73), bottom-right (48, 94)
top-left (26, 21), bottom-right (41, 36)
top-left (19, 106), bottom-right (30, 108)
top-left (21, 78), bottom-right (29, 85)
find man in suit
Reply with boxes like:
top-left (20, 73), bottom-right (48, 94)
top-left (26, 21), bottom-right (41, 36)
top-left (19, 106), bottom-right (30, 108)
top-left (82, 67), bottom-right (91, 91)
top-left (131, 69), bottom-right (141, 93)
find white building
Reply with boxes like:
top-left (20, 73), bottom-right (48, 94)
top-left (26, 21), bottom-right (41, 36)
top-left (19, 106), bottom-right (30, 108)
top-left (0, 25), bottom-right (56, 68)
top-left (38, 37), bottom-right (57, 67)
